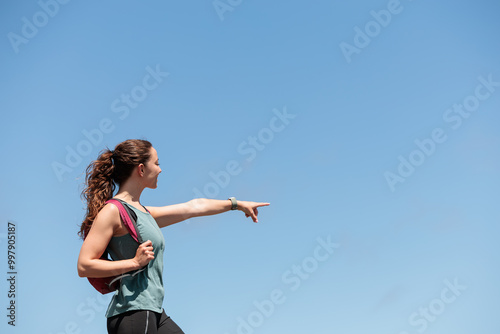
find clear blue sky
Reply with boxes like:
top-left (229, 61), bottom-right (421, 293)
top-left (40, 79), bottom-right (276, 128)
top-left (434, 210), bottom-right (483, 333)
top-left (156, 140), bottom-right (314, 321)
top-left (1, 0), bottom-right (499, 333)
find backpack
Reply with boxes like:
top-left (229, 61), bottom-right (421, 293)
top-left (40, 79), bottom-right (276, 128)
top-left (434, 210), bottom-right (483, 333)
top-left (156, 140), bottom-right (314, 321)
top-left (86, 198), bottom-right (148, 294)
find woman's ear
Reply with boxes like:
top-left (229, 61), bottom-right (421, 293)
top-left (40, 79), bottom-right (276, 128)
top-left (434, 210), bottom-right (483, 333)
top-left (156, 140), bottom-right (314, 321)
top-left (137, 163), bottom-right (145, 176)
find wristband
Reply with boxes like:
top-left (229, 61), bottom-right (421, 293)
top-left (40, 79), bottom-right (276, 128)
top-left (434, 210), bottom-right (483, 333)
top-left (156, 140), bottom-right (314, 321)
top-left (228, 197), bottom-right (238, 210)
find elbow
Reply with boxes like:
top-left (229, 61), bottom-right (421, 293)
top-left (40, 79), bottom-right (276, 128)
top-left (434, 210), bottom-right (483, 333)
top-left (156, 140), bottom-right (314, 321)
top-left (190, 198), bottom-right (206, 207)
top-left (188, 198), bottom-right (207, 217)
top-left (77, 267), bottom-right (86, 278)
top-left (77, 261), bottom-right (88, 278)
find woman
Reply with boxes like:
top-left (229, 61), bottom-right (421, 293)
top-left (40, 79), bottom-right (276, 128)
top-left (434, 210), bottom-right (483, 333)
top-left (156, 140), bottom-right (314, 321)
top-left (77, 139), bottom-right (269, 334)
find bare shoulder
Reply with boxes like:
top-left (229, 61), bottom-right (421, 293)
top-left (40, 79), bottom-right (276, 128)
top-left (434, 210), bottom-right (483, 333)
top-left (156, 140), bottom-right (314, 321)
top-left (93, 202), bottom-right (122, 231)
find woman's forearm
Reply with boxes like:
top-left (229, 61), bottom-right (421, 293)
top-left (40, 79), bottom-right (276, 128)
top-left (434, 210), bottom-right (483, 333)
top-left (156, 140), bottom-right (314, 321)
top-left (188, 198), bottom-right (269, 223)
top-left (187, 198), bottom-right (233, 218)
top-left (77, 257), bottom-right (141, 278)
top-left (78, 239), bottom-right (154, 278)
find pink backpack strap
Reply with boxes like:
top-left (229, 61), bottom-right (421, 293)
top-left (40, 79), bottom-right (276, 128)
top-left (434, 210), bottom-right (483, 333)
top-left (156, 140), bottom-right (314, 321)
top-left (106, 199), bottom-right (140, 243)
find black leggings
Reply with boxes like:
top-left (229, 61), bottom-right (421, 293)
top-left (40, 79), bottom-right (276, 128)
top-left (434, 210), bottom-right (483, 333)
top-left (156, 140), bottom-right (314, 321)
top-left (107, 309), bottom-right (185, 334)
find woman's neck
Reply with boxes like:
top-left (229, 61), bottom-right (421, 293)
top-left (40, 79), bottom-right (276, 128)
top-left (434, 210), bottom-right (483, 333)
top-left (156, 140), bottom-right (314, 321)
top-left (115, 182), bottom-right (145, 205)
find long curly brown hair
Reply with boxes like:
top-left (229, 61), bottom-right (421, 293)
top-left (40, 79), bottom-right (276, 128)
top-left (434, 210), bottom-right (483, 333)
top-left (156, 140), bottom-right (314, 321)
top-left (78, 139), bottom-right (153, 239)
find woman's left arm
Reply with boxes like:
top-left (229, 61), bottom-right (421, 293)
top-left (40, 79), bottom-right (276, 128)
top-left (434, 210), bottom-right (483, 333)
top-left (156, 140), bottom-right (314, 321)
top-left (146, 198), bottom-right (270, 228)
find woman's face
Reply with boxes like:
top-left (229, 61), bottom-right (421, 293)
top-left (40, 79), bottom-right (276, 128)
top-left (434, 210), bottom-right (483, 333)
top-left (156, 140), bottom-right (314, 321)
top-left (143, 147), bottom-right (162, 189)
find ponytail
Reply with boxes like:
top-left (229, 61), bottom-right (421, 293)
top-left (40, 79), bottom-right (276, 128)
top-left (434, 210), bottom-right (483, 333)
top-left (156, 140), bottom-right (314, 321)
top-left (79, 149), bottom-right (115, 239)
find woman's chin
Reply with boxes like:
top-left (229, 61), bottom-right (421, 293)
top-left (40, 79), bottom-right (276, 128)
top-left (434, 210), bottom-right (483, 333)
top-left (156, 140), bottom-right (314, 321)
top-left (147, 182), bottom-right (158, 189)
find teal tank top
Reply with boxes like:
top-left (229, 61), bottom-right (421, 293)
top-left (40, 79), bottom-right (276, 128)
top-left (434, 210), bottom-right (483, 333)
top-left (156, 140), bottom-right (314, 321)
top-left (105, 202), bottom-right (165, 318)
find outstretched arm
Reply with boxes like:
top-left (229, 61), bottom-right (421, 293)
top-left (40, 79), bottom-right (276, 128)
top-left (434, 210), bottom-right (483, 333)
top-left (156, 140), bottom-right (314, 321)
top-left (146, 198), bottom-right (270, 228)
